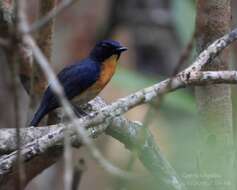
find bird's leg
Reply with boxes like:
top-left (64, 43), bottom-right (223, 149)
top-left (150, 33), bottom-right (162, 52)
top-left (81, 103), bottom-right (93, 112)
top-left (72, 104), bottom-right (88, 118)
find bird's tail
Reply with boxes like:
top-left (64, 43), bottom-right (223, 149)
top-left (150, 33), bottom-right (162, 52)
top-left (30, 105), bottom-right (48, 127)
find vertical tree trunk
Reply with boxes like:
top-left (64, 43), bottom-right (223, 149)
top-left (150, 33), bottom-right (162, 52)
top-left (30, 0), bottom-right (57, 126)
top-left (31, 0), bottom-right (56, 103)
top-left (195, 0), bottom-right (234, 190)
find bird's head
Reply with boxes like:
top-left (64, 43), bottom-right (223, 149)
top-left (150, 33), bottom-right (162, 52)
top-left (89, 40), bottom-right (127, 62)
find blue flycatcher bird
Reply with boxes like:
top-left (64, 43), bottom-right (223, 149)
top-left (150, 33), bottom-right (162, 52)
top-left (30, 40), bottom-right (127, 126)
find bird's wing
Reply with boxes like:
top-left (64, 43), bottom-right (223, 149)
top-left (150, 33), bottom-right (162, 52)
top-left (59, 60), bottom-right (100, 99)
top-left (30, 59), bottom-right (100, 126)
top-left (42, 59), bottom-right (100, 110)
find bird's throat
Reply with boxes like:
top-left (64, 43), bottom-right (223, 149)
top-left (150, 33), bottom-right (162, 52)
top-left (99, 55), bottom-right (119, 87)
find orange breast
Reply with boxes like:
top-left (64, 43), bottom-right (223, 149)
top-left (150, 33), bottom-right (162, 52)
top-left (97, 55), bottom-right (118, 88)
top-left (72, 55), bottom-right (119, 104)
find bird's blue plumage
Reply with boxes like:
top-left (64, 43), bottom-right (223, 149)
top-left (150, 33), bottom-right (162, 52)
top-left (58, 59), bottom-right (100, 100)
top-left (30, 59), bottom-right (100, 126)
top-left (30, 40), bottom-right (127, 126)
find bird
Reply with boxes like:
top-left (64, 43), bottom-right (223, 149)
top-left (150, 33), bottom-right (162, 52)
top-left (30, 40), bottom-right (127, 126)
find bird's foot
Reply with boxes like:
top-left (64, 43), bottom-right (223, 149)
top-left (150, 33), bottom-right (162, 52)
top-left (82, 103), bottom-right (93, 112)
top-left (72, 105), bottom-right (87, 118)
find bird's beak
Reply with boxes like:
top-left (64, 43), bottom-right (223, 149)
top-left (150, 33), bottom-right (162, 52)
top-left (116, 46), bottom-right (128, 53)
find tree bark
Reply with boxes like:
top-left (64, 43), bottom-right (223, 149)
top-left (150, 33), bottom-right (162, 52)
top-left (195, 0), bottom-right (234, 189)
top-left (30, 0), bottom-right (56, 104)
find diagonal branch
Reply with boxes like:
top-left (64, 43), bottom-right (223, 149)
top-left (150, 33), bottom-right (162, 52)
top-left (1, 70), bottom-right (237, 153)
top-left (0, 97), bottom-right (186, 190)
top-left (1, 69), bottom-right (237, 189)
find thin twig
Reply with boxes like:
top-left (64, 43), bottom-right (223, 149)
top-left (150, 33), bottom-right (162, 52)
top-left (9, 54), bottom-right (25, 190)
top-left (37, 1), bottom-right (74, 189)
top-left (25, 0), bottom-right (78, 33)
top-left (71, 159), bottom-right (86, 190)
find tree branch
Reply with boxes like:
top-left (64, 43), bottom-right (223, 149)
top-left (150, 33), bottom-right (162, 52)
top-left (0, 97), bottom-right (186, 190)
top-left (26, 0), bottom-right (78, 34)
top-left (1, 68), bottom-right (237, 189)
top-left (1, 70), bottom-right (237, 153)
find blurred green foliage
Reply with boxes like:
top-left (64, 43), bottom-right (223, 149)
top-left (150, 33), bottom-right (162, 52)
top-left (171, 0), bottom-right (196, 45)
